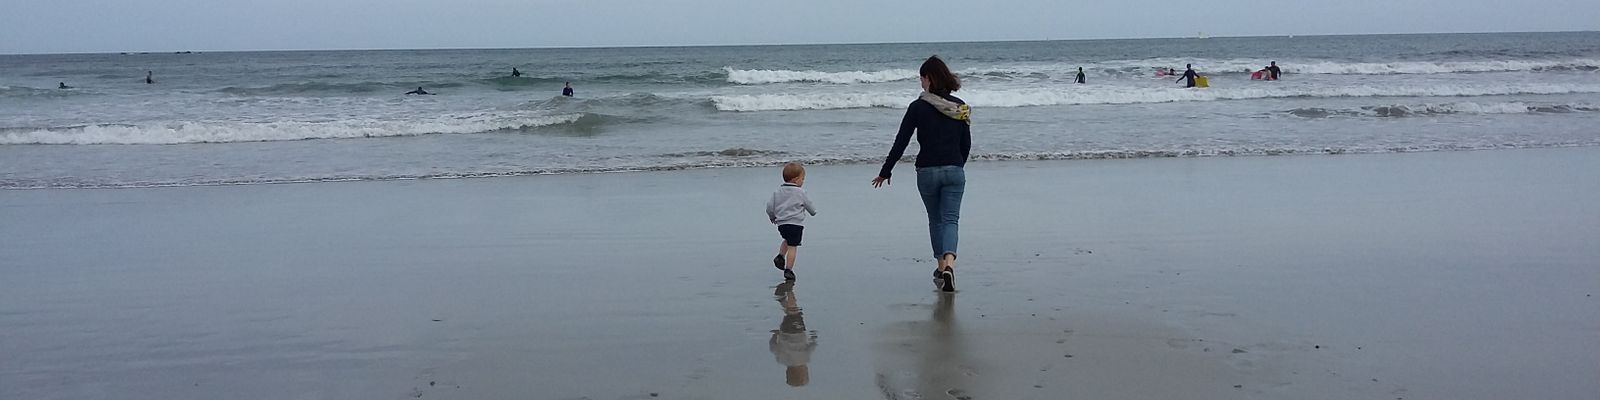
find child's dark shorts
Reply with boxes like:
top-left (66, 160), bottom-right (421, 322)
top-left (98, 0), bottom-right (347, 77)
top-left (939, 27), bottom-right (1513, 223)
top-left (777, 224), bottom-right (804, 246)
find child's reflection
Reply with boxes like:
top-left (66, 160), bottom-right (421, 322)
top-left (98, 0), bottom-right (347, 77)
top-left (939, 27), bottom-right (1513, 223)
top-left (770, 281), bottom-right (818, 386)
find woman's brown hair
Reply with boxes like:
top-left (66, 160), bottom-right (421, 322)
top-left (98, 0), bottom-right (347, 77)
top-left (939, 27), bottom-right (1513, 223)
top-left (920, 55), bottom-right (961, 95)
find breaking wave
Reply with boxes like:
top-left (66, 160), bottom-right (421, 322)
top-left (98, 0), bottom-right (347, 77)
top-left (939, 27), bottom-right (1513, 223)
top-left (1288, 102), bottom-right (1600, 118)
top-left (724, 67), bottom-right (919, 85)
top-left (0, 113), bottom-right (588, 145)
top-left (10, 143), bottom-right (1595, 189)
top-left (1136, 58), bottom-right (1600, 75)
top-left (712, 82), bottom-right (1600, 111)
top-left (720, 58), bottom-right (1600, 86)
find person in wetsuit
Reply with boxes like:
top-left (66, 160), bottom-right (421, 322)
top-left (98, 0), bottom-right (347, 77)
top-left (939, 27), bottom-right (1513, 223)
top-left (145, 71), bottom-right (154, 84)
top-left (1075, 67), bottom-right (1086, 84)
top-left (1176, 64), bottom-right (1198, 88)
top-left (1268, 61), bottom-right (1281, 80)
top-left (562, 82), bottom-right (574, 97)
top-left (512, 67), bottom-right (522, 77)
top-left (405, 86), bottom-right (432, 95)
top-left (58, 82), bottom-right (71, 89)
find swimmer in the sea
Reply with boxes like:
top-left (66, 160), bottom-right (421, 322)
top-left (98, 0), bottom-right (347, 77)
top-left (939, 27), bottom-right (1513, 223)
top-left (1176, 64), bottom-right (1198, 88)
top-left (405, 87), bottom-right (433, 95)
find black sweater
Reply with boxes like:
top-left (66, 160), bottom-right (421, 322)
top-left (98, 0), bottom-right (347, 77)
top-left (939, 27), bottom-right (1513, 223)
top-left (878, 94), bottom-right (972, 179)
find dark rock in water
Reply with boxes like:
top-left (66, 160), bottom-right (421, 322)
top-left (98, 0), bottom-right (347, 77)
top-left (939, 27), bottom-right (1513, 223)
top-left (1370, 105), bottom-right (1412, 117)
top-left (1234, 384), bottom-right (1243, 389)
top-left (1314, 345), bottom-right (1321, 349)
top-left (946, 389), bottom-right (974, 400)
top-left (1232, 348), bottom-right (1247, 354)
top-left (429, 381), bottom-right (435, 386)
top-left (1290, 108), bottom-right (1332, 118)
top-left (650, 393), bottom-right (659, 397)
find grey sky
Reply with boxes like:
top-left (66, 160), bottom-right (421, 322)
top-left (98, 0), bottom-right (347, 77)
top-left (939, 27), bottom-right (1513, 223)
top-left (3, 0), bottom-right (1597, 54)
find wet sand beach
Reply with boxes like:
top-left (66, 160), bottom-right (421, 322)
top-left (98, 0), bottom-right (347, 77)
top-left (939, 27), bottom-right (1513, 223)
top-left (2, 147), bottom-right (1597, 399)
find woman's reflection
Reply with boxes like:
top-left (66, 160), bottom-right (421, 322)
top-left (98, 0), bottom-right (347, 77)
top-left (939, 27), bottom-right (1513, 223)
top-left (876, 293), bottom-right (970, 399)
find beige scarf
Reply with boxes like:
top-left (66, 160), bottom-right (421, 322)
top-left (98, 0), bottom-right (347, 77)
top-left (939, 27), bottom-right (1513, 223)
top-left (920, 92), bottom-right (971, 125)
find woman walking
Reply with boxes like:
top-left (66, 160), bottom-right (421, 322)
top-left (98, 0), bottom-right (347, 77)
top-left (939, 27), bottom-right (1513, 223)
top-left (871, 55), bottom-right (971, 292)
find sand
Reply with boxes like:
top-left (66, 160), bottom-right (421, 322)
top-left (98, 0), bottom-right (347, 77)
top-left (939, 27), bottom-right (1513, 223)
top-left (2, 147), bottom-right (1596, 400)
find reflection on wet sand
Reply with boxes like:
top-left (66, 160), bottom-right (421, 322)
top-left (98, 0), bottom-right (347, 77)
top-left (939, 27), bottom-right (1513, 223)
top-left (770, 281), bottom-right (818, 387)
top-left (876, 293), bottom-right (972, 400)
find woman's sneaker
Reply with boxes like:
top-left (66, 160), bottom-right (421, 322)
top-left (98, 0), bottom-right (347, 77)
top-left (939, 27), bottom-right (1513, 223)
top-left (784, 269), bottom-right (796, 281)
top-left (940, 270), bottom-right (955, 292)
top-left (773, 254), bottom-right (786, 271)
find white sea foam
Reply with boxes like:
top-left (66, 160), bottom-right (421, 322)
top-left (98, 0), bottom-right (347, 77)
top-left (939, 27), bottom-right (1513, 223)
top-left (1289, 101), bottom-right (1600, 118)
top-left (1194, 58), bottom-right (1600, 75)
top-left (719, 59), bottom-right (1600, 86)
top-left (724, 67), bottom-right (918, 84)
top-left (1403, 102), bottom-right (1537, 115)
top-left (0, 113), bottom-right (584, 145)
top-left (17, 142), bottom-right (1595, 189)
top-left (711, 83), bottom-right (1600, 112)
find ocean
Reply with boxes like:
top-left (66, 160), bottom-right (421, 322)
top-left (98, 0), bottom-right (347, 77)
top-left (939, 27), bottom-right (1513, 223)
top-left (2, 31), bottom-right (1597, 189)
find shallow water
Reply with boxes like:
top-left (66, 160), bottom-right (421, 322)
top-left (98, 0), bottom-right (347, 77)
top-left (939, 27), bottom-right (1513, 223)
top-left (3, 32), bottom-right (1599, 188)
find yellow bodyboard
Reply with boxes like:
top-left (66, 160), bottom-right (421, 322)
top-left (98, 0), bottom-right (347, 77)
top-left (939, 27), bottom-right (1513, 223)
top-left (1196, 76), bottom-right (1210, 88)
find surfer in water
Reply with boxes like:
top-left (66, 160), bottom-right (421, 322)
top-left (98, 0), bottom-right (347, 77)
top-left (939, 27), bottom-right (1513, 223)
top-left (1075, 67), bottom-right (1086, 84)
top-left (1177, 64), bottom-right (1198, 88)
top-left (512, 67), bottom-right (522, 77)
top-left (562, 82), bottom-right (574, 97)
top-left (145, 71), bottom-right (154, 84)
top-left (58, 82), bottom-right (71, 89)
top-left (405, 87), bottom-right (433, 95)
top-left (1268, 61), bottom-right (1281, 80)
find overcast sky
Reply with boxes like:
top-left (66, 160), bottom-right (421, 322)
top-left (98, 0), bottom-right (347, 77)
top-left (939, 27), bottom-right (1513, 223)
top-left (3, 0), bottom-right (1597, 54)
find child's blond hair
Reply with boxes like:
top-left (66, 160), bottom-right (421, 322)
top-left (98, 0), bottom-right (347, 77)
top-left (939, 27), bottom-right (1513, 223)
top-left (781, 162), bottom-right (805, 183)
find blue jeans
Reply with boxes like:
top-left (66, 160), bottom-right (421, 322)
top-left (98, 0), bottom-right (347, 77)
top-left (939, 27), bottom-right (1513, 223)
top-left (917, 165), bottom-right (965, 259)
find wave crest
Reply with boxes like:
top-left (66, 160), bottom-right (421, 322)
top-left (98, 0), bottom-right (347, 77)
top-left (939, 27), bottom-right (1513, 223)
top-left (13, 143), bottom-right (1595, 189)
top-left (712, 83), bottom-right (1600, 112)
top-left (1288, 102), bottom-right (1599, 118)
top-left (724, 67), bottom-right (918, 84)
top-left (0, 113), bottom-right (587, 145)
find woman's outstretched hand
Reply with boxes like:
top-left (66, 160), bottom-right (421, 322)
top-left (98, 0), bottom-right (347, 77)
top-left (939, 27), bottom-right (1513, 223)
top-left (871, 176), bottom-right (890, 188)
